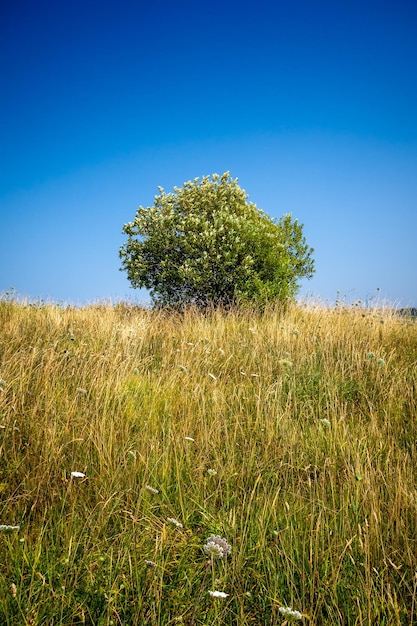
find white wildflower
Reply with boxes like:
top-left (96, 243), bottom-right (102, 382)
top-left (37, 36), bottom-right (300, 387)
top-left (278, 606), bottom-right (303, 621)
top-left (320, 418), bottom-right (331, 427)
top-left (0, 525), bottom-right (20, 533)
top-left (208, 590), bottom-right (229, 598)
top-left (207, 468), bottom-right (217, 476)
top-left (166, 517), bottom-right (183, 528)
top-left (203, 535), bottom-right (231, 559)
top-left (204, 541), bottom-right (224, 558)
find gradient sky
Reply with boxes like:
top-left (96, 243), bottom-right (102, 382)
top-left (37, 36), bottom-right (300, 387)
top-left (1, 0), bottom-right (416, 307)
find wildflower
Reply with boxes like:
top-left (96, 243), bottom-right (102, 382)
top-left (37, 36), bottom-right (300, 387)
top-left (144, 559), bottom-right (157, 567)
top-left (70, 471), bottom-right (86, 478)
top-left (278, 606), bottom-right (303, 621)
top-left (208, 590), bottom-right (229, 598)
top-left (178, 365), bottom-right (187, 372)
top-left (204, 541), bottom-right (224, 557)
top-left (203, 535), bottom-right (231, 559)
top-left (145, 485), bottom-right (159, 494)
top-left (166, 517), bottom-right (183, 528)
top-left (367, 352), bottom-right (375, 359)
top-left (0, 525), bottom-right (20, 533)
top-left (207, 468), bottom-right (217, 476)
top-left (127, 450), bottom-right (137, 461)
top-left (320, 418), bottom-right (331, 427)
top-left (376, 357), bottom-right (385, 366)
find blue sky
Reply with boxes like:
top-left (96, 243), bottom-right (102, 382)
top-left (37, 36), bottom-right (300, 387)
top-left (1, 0), bottom-right (416, 307)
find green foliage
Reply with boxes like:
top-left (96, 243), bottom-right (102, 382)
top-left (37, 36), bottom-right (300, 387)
top-left (119, 172), bottom-right (315, 308)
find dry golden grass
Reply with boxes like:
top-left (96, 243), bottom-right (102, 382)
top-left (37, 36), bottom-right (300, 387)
top-left (0, 299), bottom-right (416, 624)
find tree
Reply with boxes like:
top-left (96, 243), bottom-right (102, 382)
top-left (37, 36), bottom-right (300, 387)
top-left (119, 172), bottom-right (315, 308)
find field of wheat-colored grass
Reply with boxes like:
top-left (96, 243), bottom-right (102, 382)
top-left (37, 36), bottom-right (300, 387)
top-left (0, 299), bottom-right (416, 625)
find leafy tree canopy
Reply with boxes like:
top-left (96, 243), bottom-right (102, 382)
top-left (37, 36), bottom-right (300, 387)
top-left (119, 172), bottom-right (314, 308)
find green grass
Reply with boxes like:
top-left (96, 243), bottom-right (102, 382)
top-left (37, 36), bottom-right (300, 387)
top-left (0, 300), bottom-right (416, 624)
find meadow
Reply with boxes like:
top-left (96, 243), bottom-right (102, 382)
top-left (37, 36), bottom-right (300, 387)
top-left (0, 298), bottom-right (416, 625)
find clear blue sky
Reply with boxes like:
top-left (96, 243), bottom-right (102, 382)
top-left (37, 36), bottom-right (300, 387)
top-left (1, 0), bottom-right (416, 307)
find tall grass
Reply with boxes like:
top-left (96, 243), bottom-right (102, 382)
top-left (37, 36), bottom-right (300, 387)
top-left (0, 299), bottom-right (416, 625)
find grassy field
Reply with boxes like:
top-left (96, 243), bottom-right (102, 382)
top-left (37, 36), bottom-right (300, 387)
top-left (0, 299), bottom-right (416, 625)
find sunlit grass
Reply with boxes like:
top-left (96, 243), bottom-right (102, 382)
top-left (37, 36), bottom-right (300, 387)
top-left (0, 298), bottom-right (416, 624)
